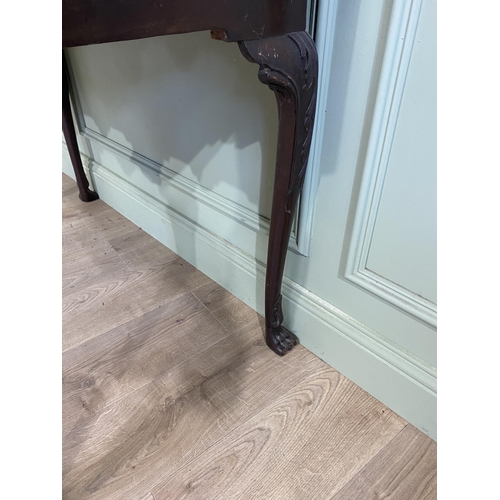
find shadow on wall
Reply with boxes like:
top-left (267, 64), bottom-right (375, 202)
top-left (67, 31), bottom-right (278, 221)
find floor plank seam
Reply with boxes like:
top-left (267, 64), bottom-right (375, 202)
top-left (62, 272), bottom-right (197, 353)
top-left (188, 289), bottom-right (233, 335)
top-left (110, 242), bottom-right (135, 272)
top-left (190, 286), bottom-right (266, 339)
top-left (330, 422), bottom-right (424, 500)
top-left (330, 423), bottom-right (411, 500)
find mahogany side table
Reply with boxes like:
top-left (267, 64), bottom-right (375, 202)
top-left (62, 0), bottom-right (318, 356)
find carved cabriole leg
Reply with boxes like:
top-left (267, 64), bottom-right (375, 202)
top-left (62, 53), bottom-right (99, 202)
top-left (239, 32), bottom-right (318, 355)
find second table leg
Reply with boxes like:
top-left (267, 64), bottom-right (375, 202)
top-left (62, 53), bottom-right (99, 203)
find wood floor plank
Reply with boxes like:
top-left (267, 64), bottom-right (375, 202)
top-left (62, 188), bottom-right (111, 228)
top-left (62, 179), bottom-right (103, 248)
top-left (62, 177), bottom-right (137, 244)
top-left (192, 281), bottom-right (261, 333)
top-left (82, 206), bottom-right (142, 243)
top-left (151, 367), bottom-right (406, 500)
top-left (62, 316), bottom-right (263, 478)
top-left (63, 171), bottom-right (76, 190)
top-left (62, 256), bottom-right (211, 351)
top-left (63, 291), bottom-right (230, 436)
top-left (63, 241), bottom-right (126, 295)
top-left (63, 218), bottom-right (99, 252)
top-left (62, 324), bottom-right (325, 500)
top-left (107, 227), bottom-right (179, 271)
top-left (63, 239), bottom-right (116, 276)
top-left (138, 493), bottom-right (155, 500)
top-left (330, 424), bottom-right (437, 500)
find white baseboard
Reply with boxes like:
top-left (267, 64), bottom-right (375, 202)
top-left (63, 147), bottom-right (437, 440)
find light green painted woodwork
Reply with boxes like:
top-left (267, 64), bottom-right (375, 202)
top-left (367, 0), bottom-right (436, 304)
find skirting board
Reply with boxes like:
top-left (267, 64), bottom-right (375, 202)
top-left (62, 148), bottom-right (437, 440)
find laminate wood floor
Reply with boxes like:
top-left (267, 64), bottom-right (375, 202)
top-left (62, 174), bottom-right (437, 499)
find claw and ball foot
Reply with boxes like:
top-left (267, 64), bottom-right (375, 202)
top-left (268, 327), bottom-right (299, 356)
top-left (239, 32), bottom-right (318, 356)
top-left (267, 295), bottom-right (299, 356)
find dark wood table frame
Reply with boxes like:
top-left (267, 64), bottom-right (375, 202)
top-left (62, 0), bottom-right (318, 356)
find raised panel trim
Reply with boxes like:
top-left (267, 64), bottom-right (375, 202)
top-left (349, 268), bottom-right (437, 328)
top-left (296, 0), bottom-right (339, 256)
top-left (83, 126), bottom-right (272, 236)
top-left (343, 0), bottom-right (436, 329)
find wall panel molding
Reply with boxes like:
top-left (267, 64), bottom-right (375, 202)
top-left (84, 127), bottom-right (272, 236)
top-left (343, 0), bottom-right (436, 329)
top-left (296, 0), bottom-right (339, 255)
